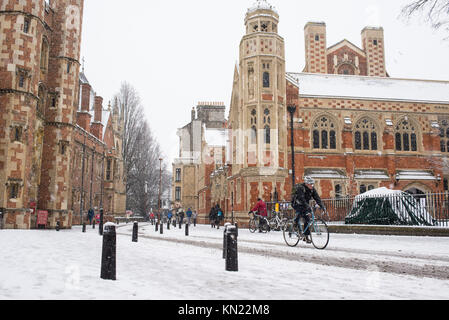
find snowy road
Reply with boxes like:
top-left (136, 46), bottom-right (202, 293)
top-left (1, 223), bottom-right (449, 300)
top-left (119, 223), bottom-right (449, 281)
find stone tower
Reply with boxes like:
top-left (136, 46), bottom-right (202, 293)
top-left (230, 0), bottom-right (288, 211)
top-left (39, 0), bottom-right (84, 225)
top-left (304, 22), bottom-right (327, 74)
top-left (0, 0), bottom-right (83, 228)
top-left (361, 27), bottom-right (386, 77)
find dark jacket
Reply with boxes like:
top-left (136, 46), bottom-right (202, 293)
top-left (292, 183), bottom-right (324, 213)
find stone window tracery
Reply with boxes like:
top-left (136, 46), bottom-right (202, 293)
top-left (395, 117), bottom-right (418, 152)
top-left (354, 118), bottom-right (378, 151)
top-left (312, 116), bottom-right (337, 150)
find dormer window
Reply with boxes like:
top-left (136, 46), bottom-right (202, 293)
top-left (315, 35), bottom-right (320, 41)
top-left (373, 39), bottom-right (378, 46)
top-left (252, 24), bottom-right (259, 32)
top-left (261, 22), bottom-right (268, 32)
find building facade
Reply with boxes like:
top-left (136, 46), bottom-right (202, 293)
top-left (0, 0), bottom-right (126, 229)
top-left (172, 0), bottom-right (449, 225)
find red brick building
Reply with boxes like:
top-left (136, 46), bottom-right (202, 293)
top-left (180, 0), bottom-right (449, 225)
top-left (0, 0), bottom-right (126, 229)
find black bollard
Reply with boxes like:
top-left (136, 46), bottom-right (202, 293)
top-left (185, 222), bottom-right (189, 236)
top-left (93, 220), bottom-right (96, 229)
top-left (167, 220), bottom-right (170, 230)
top-left (160, 221), bottom-right (163, 234)
top-left (101, 224), bottom-right (116, 280)
top-left (82, 222), bottom-right (86, 233)
top-left (173, 219), bottom-right (176, 228)
top-left (225, 225), bottom-right (238, 272)
top-left (155, 221), bottom-right (158, 232)
top-left (132, 222), bottom-right (138, 242)
top-left (56, 221), bottom-right (60, 232)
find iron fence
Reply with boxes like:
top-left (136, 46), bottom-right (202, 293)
top-left (267, 192), bottom-right (449, 227)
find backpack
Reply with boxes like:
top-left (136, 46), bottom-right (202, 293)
top-left (291, 184), bottom-right (304, 210)
top-left (218, 210), bottom-right (222, 217)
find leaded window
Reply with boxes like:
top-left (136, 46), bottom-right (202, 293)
top-left (395, 118), bottom-right (418, 152)
top-left (354, 118), bottom-right (378, 151)
top-left (312, 116), bottom-right (337, 150)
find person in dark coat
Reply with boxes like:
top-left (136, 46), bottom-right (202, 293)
top-left (292, 176), bottom-right (326, 243)
top-left (209, 206), bottom-right (217, 228)
top-left (215, 204), bottom-right (223, 227)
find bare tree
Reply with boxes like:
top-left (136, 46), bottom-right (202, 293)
top-left (114, 82), bottom-right (170, 216)
top-left (401, 0), bottom-right (449, 38)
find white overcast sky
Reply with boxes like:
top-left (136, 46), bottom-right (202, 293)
top-left (80, 0), bottom-right (449, 167)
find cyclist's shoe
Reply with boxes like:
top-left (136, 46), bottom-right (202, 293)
top-left (303, 235), bottom-right (312, 244)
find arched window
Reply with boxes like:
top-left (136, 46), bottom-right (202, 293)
top-left (439, 119), bottom-right (449, 153)
top-left (395, 118), bottom-right (418, 152)
top-left (354, 118), bottom-right (378, 151)
top-left (263, 72), bottom-right (270, 88)
top-left (312, 116), bottom-right (337, 150)
top-left (40, 37), bottom-right (49, 71)
top-left (263, 108), bottom-right (271, 144)
top-left (250, 109), bottom-right (257, 145)
top-left (337, 64), bottom-right (355, 75)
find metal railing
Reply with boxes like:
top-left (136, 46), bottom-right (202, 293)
top-left (320, 192), bottom-right (449, 227)
top-left (267, 193), bottom-right (449, 227)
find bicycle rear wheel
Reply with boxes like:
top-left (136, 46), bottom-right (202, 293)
top-left (310, 219), bottom-right (329, 250)
top-left (249, 219), bottom-right (257, 233)
top-left (283, 221), bottom-right (300, 247)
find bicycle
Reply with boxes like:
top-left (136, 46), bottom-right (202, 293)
top-left (267, 210), bottom-right (287, 231)
top-left (248, 211), bottom-right (270, 233)
top-left (283, 207), bottom-right (329, 250)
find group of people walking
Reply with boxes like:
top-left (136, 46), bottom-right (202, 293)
top-left (209, 204), bottom-right (224, 228)
top-left (145, 176), bottom-right (326, 243)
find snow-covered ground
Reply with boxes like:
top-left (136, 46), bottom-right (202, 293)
top-left (0, 223), bottom-right (448, 300)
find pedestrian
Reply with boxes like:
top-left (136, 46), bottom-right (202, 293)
top-left (178, 208), bottom-right (185, 226)
top-left (88, 208), bottom-right (94, 225)
top-left (167, 211), bottom-right (173, 224)
top-left (192, 210), bottom-right (198, 226)
top-left (209, 206), bottom-right (217, 228)
top-left (186, 208), bottom-right (193, 225)
top-left (215, 204), bottom-right (223, 227)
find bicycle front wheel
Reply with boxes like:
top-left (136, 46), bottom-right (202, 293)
top-left (310, 219), bottom-right (329, 250)
top-left (283, 221), bottom-right (300, 247)
top-left (249, 219), bottom-right (257, 233)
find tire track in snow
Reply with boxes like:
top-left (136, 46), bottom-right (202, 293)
top-left (116, 228), bottom-right (449, 280)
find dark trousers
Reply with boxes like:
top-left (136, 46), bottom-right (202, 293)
top-left (294, 210), bottom-right (311, 236)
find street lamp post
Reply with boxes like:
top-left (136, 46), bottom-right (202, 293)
top-left (158, 158), bottom-right (163, 221)
top-left (287, 105), bottom-right (297, 189)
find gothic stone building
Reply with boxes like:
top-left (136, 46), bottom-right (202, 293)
top-left (173, 0), bottom-right (449, 225)
top-left (0, 0), bottom-right (126, 229)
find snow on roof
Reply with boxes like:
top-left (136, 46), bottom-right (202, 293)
top-left (247, 0), bottom-right (277, 15)
top-left (358, 187), bottom-right (402, 198)
top-left (354, 170), bottom-right (390, 180)
top-left (305, 169), bottom-right (347, 179)
top-left (286, 72), bottom-right (449, 104)
top-left (396, 170), bottom-right (437, 181)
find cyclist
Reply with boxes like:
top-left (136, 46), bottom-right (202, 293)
top-left (291, 176), bottom-right (326, 244)
top-left (251, 198), bottom-right (268, 233)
